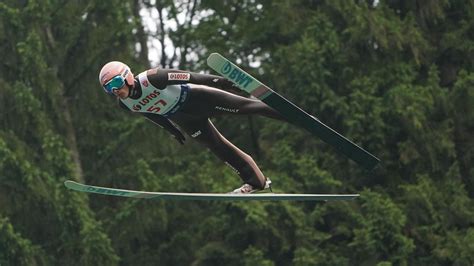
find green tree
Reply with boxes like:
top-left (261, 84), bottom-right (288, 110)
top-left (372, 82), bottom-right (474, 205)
top-left (1, 0), bottom-right (473, 265)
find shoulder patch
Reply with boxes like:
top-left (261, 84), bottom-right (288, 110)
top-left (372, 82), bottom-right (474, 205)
top-left (168, 72), bottom-right (190, 81)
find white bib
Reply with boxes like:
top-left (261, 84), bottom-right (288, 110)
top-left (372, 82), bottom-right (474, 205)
top-left (120, 71), bottom-right (183, 115)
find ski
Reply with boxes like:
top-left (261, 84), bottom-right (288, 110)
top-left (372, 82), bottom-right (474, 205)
top-left (64, 181), bottom-right (359, 201)
top-left (207, 53), bottom-right (380, 170)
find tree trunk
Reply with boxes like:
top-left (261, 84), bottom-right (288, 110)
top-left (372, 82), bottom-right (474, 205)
top-left (59, 89), bottom-right (84, 183)
top-left (134, 0), bottom-right (151, 68)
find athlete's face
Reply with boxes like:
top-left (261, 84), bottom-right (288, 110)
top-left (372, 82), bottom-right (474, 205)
top-left (113, 84), bottom-right (131, 99)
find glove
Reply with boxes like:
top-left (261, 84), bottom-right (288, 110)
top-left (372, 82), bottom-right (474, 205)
top-left (172, 129), bottom-right (186, 145)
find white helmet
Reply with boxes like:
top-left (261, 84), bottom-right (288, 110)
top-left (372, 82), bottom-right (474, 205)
top-left (98, 61), bottom-right (134, 95)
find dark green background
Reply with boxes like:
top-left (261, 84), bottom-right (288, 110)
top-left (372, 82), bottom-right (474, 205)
top-left (1, 1), bottom-right (473, 265)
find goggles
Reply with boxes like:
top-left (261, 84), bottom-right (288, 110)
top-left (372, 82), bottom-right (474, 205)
top-left (103, 69), bottom-right (129, 95)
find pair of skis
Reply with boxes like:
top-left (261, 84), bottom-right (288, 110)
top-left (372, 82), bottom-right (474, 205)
top-left (65, 53), bottom-right (379, 201)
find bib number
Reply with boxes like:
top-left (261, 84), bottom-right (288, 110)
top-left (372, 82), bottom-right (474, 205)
top-left (146, 99), bottom-right (167, 113)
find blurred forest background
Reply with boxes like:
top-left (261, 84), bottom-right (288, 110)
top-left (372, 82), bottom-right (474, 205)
top-left (1, 0), bottom-right (473, 265)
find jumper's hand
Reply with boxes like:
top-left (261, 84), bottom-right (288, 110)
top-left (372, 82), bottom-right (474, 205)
top-left (172, 130), bottom-right (186, 145)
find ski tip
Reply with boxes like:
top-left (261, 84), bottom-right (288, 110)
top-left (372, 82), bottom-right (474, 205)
top-left (207, 52), bottom-right (222, 63)
top-left (208, 52), bottom-right (221, 57)
top-left (64, 180), bottom-right (77, 189)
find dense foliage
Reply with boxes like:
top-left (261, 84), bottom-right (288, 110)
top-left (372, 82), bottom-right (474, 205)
top-left (0, 0), bottom-right (473, 265)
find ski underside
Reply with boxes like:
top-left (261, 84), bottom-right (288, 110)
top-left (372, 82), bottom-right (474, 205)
top-left (64, 181), bottom-right (359, 201)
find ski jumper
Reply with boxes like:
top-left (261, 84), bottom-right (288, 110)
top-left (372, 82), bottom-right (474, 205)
top-left (119, 68), bottom-right (283, 189)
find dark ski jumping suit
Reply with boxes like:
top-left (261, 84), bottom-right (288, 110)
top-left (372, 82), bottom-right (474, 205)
top-left (119, 68), bottom-right (284, 189)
